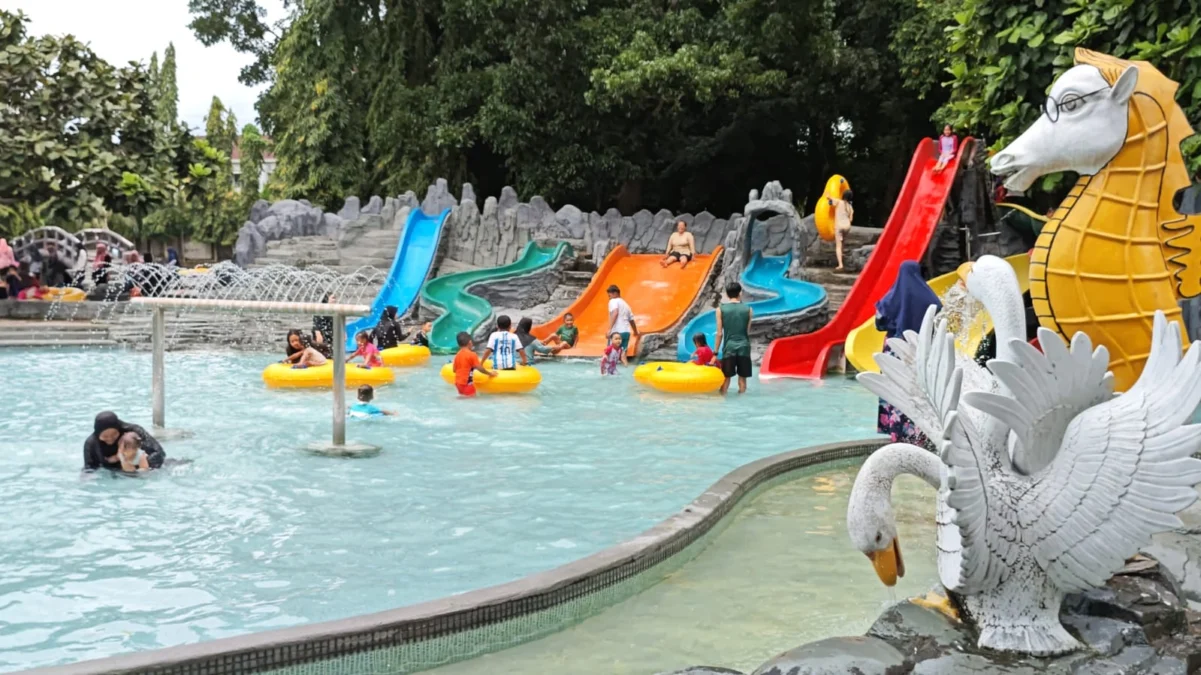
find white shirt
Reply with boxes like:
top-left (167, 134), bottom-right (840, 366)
top-left (487, 331), bottom-right (522, 370)
top-left (608, 298), bottom-right (634, 333)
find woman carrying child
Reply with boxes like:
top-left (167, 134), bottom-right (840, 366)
top-left (83, 411), bottom-right (166, 472)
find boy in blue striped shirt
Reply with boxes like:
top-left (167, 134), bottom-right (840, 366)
top-left (483, 315), bottom-right (528, 370)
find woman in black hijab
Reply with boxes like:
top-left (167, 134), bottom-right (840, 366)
top-left (374, 305), bottom-right (407, 349)
top-left (312, 293), bottom-right (335, 357)
top-left (83, 412), bottom-right (166, 472)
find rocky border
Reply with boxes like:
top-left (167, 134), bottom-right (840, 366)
top-left (19, 439), bottom-right (886, 675)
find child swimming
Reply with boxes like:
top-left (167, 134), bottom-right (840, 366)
top-left (600, 332), bottom-right (626, 376)
top-left (348, 385), bottom-right (396, 418)
top-left (453, 331), bottom-right (496, 396)
top-left (690, 333), bottom-right (717, 366)
top-left (348, 330), bottom-right (383, 368)
top-left (118, 431), bottom-right (150, 472)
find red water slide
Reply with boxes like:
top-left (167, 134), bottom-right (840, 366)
top-left (760, 137), bottom-right (974, 379)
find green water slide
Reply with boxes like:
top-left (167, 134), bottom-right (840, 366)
top-left (422, 241), bottom-right (575, 353)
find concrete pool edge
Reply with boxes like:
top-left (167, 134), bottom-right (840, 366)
top-left (21, 438), bottom-right (886, 675)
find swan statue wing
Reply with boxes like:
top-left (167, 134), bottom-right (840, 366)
top-left (962, 328), bottom-right (1114, 476)
top-left (859, 306), bottom-right (958, 442)
top-left (1025, 312), bottom-right (1201, 593)
top-left (939, 383), bottom-right (1017, 594)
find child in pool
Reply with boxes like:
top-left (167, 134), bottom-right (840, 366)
top-left (410, 322), bottom-right (433, 348)
top-left (118, 431), bottom-right (150, 472)
top-left (283, 329), bottom-right (327, 368)
top-left (348, 385), bottom-right (396, 418)
top-left (690, 333), bottom-right (717, 366)
top-left (600, 332), bottom-right (626, 376)
top-left (452, 331), bottom-right (495, 396)
top-left (348, 330), bottom-right (383, 368)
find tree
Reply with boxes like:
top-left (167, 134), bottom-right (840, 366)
top-left (0, 10), bottom-right (169, 236)
top-left (237, 123), bottom-right (268, 212)
top-left (188, 0), bottom-right (294, 86)
top-left (912, 0), bottom-right (1201, 181)
top-left (205, 96), bottom-right (237, 153)
top-left (189, 0), bottom-right (954, 222)
top-left (156, 42), bottom-right (179, 128)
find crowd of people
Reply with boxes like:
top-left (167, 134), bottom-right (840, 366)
top-left (0, 237), bottom-right (181, 301)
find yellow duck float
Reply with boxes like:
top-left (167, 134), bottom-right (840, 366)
top-left (992, 48), bottom-right (1201, 390)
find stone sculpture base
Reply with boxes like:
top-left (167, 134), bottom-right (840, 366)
top-left (302, 442), bottom-right (382, 458)
top-left (662, 551), bottom-right (1201, 675)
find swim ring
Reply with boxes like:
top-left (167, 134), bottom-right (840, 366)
top-left (381, 344), bottom-right (431, 367)
top-left (262, 362), bottom-right (395, 389)
top-left (634, 362), bottom-right (724, 394)
top-left (43, 287), bottom-right (86, 302)
top-left (813, 174), bottom-right (850, 242)
top-left (439, 361), bottom-right (541, 394)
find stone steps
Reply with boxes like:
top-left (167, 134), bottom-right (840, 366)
top-left (0, 320), bottom-right (116, 347)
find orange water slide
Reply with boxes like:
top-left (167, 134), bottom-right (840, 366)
top-left (532, 244), bottom-right (724, 357)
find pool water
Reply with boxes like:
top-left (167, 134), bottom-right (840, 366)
top-left (429, 461), bottom-right (939, 675)
top-left (0, 349), bottom-right (881, 671)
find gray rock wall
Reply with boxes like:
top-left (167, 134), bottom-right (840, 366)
top-left (236, 179), bottom-right (805, 278)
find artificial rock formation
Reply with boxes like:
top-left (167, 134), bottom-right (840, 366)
top-left (717, 181), bottom-right (816, 295)
top-left (669, 553), bottom-right (1201, 675)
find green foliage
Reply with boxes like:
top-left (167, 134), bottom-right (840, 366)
top-left (156, 43), bottom-right (179, 129)
top-left (927, 0), bottom-right (1201, 171)
top-left (0, 10), bottom-right (166, 237)
top-left (237, 123), bottom-right (268, 213)
top-left (192, 0), bottom-right (943, 220)
top-left (188, 0), bottom-right (292, 86)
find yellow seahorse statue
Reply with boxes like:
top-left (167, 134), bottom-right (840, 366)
top-left (991, 48), bottom-right (1201, 390)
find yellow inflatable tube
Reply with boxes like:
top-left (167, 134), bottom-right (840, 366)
top-left (439, 361), bottom-right (541, 394)
top-left (262, 362), bottom-right (395, 389)
top-left (814, 175), bottom-right (850, 242)
top-left (381, 344), bottom-right (431, 367)
top-left (845, 253), bottom-right (1030, 374)
top-left (43, 287), bottom-right (86, 302)
top-left (634, 362), bottom-right (724, 394)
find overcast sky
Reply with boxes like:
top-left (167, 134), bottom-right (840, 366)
top-left (2, 0), bottom-right (284, 132)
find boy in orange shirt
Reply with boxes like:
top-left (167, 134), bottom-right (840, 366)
top-left (452, 331), bottom-right (495, 396)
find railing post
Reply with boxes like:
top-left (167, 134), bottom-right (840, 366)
top-left (332, 313), bottom-right (346, 446)
top-left (152, 306), bottom-right (165, 429)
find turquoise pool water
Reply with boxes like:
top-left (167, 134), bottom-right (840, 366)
top-left (0, 349), bottom-right (880, 671)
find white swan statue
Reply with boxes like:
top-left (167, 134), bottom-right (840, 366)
top-left (847, 255), bottom-right (1201, 656)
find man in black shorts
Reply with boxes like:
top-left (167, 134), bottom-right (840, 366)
top-left (714, 282), bottom-right (754, 395)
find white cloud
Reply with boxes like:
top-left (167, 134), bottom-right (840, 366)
top-left (1, 0), bottom-right (284, 132)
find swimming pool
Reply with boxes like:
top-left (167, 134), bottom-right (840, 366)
top-left (428, 461), bottom-right (938, 675)
top-left (0, 349), bottom-right (881, 671)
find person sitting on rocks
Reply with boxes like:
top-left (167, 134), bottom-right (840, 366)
top-left (660, 220), bottom-right (697, 269)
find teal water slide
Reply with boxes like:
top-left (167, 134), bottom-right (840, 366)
top-left (345, 207), bottom-right (451, 349)
top-left (675, 252), bottom-right (826, 361)
top-left (422, 241), bottom-right (575, 353)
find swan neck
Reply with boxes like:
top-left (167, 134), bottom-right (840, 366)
top-left (860, 443), bottom-right (942, 491)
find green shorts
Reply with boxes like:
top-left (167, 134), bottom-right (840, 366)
top-left (617, 332), bottom-right (631, 350)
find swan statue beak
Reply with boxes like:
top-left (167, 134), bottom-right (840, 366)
top-left (866, 536), bottom-right (905, 587)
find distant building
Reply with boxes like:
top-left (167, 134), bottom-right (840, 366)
top-left (231, 139), bottom-right (277, 191)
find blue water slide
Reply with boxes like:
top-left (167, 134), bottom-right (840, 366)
top-left (345, 207), bottom-right (451, 349)
top-left (675, 251), bottom-right (827, 361)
